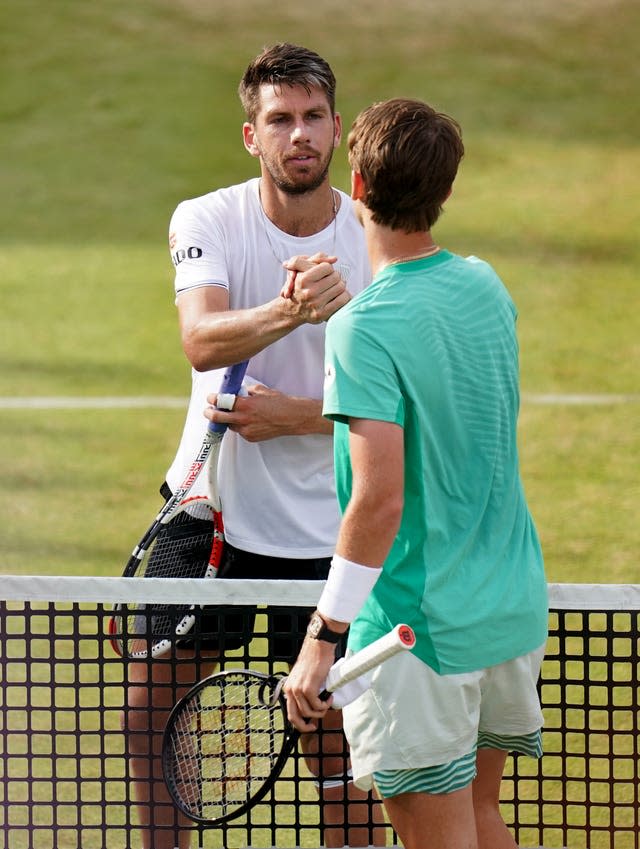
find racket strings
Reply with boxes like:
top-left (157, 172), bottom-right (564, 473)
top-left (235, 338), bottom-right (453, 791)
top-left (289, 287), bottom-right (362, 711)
top-left (118, 501), bottom-right (217, 656)
top-left (164, 674), bottom-right (287, 820)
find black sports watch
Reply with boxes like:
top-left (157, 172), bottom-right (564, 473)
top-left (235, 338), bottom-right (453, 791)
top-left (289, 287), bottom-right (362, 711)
top-left (306, 611), bottom-right (344, 644)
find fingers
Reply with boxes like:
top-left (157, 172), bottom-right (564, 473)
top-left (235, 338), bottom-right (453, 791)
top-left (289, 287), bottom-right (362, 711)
top-left (284, 684), bottom-right (332, 734)
top-left (280, 268), bottom-right (297, 299)
top-left (281, 260), bottom-right (350, 323)
top-left (283, 639), bottom-right (336, 732)
top-left (204, 386), bottom-right (287, 442)
top-left (283, 252), bottom-right (337, 273)
top-left (280, 253), bottom-right (338, 301)
top-left (204, 391), bottom-right (241, 430)
top-left (203, 402), bottom-right (236, 430)
top-left (288, 712), bottom-right (318, 734)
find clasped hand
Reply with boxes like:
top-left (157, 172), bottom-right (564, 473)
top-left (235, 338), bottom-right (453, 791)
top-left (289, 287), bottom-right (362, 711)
top-left (280, 252), bottom-right (351, 323)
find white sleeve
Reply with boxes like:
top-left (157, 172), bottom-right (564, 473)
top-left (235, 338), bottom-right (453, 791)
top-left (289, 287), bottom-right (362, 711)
top-left (169, 198), bottom-right (229, 298)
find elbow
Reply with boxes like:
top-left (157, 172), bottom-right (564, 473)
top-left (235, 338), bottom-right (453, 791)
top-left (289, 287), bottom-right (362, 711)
top-left (188, 350), bottom-right (215, 373)
top-left (183, 345), bottom-right (210, 373)
top-left (367, 490), bottom-right (404, 539)
top-left (387, 494), bottom-right (404, 537)
top-left (182, 329), bottom-right (218, 373)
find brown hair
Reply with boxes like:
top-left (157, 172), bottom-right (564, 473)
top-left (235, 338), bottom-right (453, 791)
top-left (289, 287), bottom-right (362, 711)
top-left (239, 43), bottom-right (336, 123)
top-left (348, 98), bottom-right (464, 232)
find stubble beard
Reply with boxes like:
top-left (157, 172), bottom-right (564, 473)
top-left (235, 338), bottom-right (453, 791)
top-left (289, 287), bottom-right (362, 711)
top-left (265, 152), bottom-right (333, 197)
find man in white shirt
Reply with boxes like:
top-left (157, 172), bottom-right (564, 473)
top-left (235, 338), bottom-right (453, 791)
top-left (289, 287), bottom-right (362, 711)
top-left (122, 43), bottom-right (380, 849)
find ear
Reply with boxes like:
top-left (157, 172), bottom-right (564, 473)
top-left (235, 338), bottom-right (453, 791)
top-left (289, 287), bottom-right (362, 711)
top-left (333, 112), bottom-right (342, 148)
top-left (351, 170), bottom-right (366, 201)
top-left (243, 123), bottom-right (261, 158)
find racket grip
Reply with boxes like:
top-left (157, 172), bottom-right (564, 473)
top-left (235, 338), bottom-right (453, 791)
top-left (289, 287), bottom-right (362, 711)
top-left (324, 623), bottom-right (415, 693)
top-left (208, 361), bottom-right (249, 435)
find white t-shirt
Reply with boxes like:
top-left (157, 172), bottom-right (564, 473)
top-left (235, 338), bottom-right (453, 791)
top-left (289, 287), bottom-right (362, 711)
top-left (166, 178), bottom-right (370, 558)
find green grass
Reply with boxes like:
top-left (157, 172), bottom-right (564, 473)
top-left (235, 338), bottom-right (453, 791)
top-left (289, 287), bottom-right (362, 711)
top-left (4, 7), bottom-right (639, 838)
top-left (1, 0), bottom-right (639, 585)
top-left (0, 409), bottom-right (186, 576)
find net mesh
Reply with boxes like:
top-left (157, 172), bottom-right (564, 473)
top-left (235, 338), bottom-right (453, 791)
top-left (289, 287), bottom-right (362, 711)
top-left (1, 576), bottom-right (639, 849)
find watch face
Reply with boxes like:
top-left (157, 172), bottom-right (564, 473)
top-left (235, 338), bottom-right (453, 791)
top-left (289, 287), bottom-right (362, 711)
top-left (308, 613), bottom-right (323, 638)
top-left (307, 613), bottom-right (342, 643)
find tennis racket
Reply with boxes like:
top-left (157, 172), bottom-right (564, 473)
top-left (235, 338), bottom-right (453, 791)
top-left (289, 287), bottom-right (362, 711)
top-left (162, 623), bottom-right (416, 824)
top-left (109, 360), bottom-right (249, 659)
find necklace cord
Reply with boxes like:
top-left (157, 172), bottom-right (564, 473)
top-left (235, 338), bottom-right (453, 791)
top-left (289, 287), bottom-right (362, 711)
top-left (384, 245), bottom-right (441, 267)
top-left (258, 181), bottom-right (338, 266)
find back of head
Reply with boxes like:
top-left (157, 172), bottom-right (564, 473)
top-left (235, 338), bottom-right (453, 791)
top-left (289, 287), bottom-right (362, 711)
top-left (348, 98), bottom-right (464, 233)
top-left (239, 43), bottom-right (337, 123)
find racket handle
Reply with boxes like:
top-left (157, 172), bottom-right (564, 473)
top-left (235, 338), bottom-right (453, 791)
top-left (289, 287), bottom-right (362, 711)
top-left (208, 361), bottom-right (249, 435)
top-left (324, 623), bottom-right (415, 693)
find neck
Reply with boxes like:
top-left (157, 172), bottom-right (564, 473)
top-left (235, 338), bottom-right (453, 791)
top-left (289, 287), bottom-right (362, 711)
top-left (365, 220), bottom-right (439, 275)
top-left (258, 178), bottom-right (338, 237)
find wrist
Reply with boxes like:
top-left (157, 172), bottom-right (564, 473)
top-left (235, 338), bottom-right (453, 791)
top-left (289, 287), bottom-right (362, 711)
top-left (317, 554), bottom-right (382, 624)
top-left (306, 611), bottom-right (345, 644)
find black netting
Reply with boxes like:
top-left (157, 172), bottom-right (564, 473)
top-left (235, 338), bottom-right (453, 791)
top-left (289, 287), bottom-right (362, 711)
top-left (2, 589), bottom-right (639, 848)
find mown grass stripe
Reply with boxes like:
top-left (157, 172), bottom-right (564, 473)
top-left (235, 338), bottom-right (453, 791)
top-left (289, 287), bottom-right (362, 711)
top-left (0, 394), bottom-right (638, 410)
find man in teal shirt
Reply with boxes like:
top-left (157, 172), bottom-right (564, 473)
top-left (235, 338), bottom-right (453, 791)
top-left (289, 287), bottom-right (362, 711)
top-left (285, 98), bottom-right (548, 849)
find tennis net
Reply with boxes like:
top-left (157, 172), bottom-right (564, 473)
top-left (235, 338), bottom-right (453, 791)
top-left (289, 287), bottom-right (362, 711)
top-left (1, 576), bottom-right (639, 849)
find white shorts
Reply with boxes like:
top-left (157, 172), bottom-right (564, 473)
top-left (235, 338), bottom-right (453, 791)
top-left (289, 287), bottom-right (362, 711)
top-left (342, 643), bottom-right (546, 791)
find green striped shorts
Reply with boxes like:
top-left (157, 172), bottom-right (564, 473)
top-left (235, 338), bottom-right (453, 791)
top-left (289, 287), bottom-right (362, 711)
top-left (373, 729), bottom-right (543, 798)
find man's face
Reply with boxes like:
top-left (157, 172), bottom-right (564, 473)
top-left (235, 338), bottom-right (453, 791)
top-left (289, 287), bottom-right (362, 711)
top-left (244, 83), bottom-right (341, 194)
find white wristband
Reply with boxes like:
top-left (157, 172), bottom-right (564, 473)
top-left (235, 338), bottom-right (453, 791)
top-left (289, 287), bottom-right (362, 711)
top-left (317, 554), bottom-right (382, 624)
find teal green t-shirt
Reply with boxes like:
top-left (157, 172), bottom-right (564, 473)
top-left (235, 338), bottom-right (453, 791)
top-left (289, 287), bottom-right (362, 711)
top-left (323, 250), bottom-right (548, 674)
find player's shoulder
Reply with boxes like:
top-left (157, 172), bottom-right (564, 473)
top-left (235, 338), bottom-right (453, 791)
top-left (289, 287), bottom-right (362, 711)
top-left (442, 251), bottom-right (505, 289)
top-left (450, 252), bottom-right (505, 283)
top-left (452, 253), bottom-right (516, 315)
top-left (459, 252), bottom-right (509, 286)
top-left (172, 179), bottom-right (258, 221)
top-left (459, 253), bottom-right (494, 274)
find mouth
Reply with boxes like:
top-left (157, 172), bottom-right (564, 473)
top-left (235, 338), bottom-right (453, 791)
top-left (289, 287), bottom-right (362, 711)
top-left (286, 151), bottom-right (317, 164)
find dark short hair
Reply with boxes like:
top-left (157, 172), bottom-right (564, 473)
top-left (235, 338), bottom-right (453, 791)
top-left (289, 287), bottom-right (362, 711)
top-left (348, 98), bottom-right (464, 232)
top-left (238, 43), bottom-right (336, 123)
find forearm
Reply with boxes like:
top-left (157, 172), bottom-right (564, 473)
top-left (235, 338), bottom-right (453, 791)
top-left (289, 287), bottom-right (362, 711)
top-left (316, 501), bottom-right (400, 634)
top-left (318, 419), bottom-right (404, 629)
top-left (181, 296), bottom-right (304, 371)
top-left (334, 495), bottom-right (401, 567)
top-left (277, 395), bottom-right (333, 436)
top-left (180, 257), bottom-right (349, 372)
top-left (205, 387), bottom-right (332, 441)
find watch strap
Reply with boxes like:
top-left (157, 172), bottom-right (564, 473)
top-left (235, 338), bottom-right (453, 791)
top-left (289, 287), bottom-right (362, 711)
top-left (306, 612), bottom-right (343, 644)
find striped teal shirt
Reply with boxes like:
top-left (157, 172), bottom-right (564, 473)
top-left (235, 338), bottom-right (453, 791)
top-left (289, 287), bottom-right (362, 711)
top-left (323, 250), bottom-right (548, 674)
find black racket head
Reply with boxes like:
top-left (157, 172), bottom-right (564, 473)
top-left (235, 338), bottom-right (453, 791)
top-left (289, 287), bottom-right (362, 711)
top-left (162, 669), bottom-right (297, 825)
top-left (110, 497), bottom-right (220, 659)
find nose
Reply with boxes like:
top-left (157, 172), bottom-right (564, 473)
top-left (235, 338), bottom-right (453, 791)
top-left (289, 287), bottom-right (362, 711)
top-left (291, 120), bottom-right (310, 142)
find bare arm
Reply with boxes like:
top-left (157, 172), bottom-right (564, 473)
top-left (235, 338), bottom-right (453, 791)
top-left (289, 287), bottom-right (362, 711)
top-left (184, 254), bottom-right (351, 439)
top-left (178, 257), bottom-right (349, 372)
top-left (284, 418), bottom-right (404, 728)
top-left (204, 384), bottom-right (332, 440)
top-left (333, 418), bottom-right (405, 565)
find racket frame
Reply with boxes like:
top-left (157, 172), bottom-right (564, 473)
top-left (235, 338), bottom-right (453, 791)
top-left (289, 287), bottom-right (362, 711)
top-left (163, 669), bottom-right (296, 825)
top-left (162, 624), bottom-right (415, 824)
top-left (109, 495), bottom-right (219, 659)
top-left (109, 361), bottom-right (248, 659)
